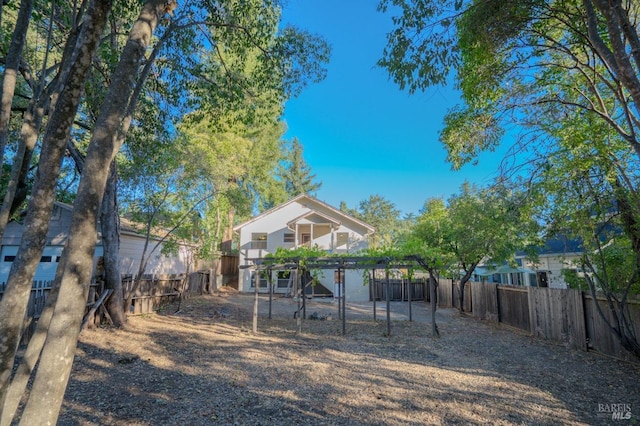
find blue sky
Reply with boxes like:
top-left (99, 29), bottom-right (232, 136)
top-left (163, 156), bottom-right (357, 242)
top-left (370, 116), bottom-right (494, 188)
top-left (281, 1), bottom-right (503, 216)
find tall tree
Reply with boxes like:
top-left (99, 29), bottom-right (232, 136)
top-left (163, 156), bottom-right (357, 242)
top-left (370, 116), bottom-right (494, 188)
top-left (1, 1), bottom-right (330, 422)
top-left (447, 182), bottom-right (537, 310)
top-left (345, 194), bottom-right (401, 248)
top-left (0, 1), bottom-right (113, 414)
top-left (278, 137), bottom-right (321, 198)
top-left (0, 0), bottom-right (33, 165)
top-left (378, 0), bottom-right (640, 355)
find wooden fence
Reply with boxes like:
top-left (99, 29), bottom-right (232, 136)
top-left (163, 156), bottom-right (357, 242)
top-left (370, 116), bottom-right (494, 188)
top-left (0, 280), bottom-right (102, 345)
top-left (0, 271), bottom-right (211, 345)
top-left (438, 278), bottom-right (640, 362)
top-left (123, 272), bottom-right (208, 314)
top-left (369, 278), bottom-right (428, 301)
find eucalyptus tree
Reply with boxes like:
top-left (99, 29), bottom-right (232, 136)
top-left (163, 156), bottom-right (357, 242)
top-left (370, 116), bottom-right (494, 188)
top-left (0, 1), bottom-right (84, 238)
top-left (378, 0), bottom-right (640, 229)
top-left (379, 0), bottom-right (640, 162)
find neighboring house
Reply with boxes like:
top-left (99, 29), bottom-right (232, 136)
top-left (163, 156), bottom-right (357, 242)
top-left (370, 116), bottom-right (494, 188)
top-left (515, 235), bottom-right (584, 289)
top-left (233, 194), bottom-right (375, 301)
top-left (0, 202), bottom-right (196, 284)
top-left (474, 264), bottom-right (536, 287)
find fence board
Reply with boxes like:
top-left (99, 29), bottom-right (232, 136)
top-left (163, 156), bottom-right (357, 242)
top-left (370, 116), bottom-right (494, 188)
top-left (0, 280), bottom-right (101, 345)
top-left (437, 279), bottom-right (454, 308)
top-left (123, 274), bottom-right (187, 314)
top-left (370, 279), bottom-right (427, 301)
top-left (583, 295), bottom-right (640, 362)
top-left (527, 287), bottom-right (586, 351)
top-left (497, 286), bottom-right (530, 331)
top-left (471, 282), bottom-right (499, 321)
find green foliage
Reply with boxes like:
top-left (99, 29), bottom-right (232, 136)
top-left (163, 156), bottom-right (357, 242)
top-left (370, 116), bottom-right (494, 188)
top-left (342, 194), bottom-right (402, 248)
top-left (277, 137), bottom-right (322, 198)
top-left (410, 182), bottom-right (539, 280)
top-left (377, 0), bottom-right (461, 92)
top-left (440, 105), bottom-right (504, 169)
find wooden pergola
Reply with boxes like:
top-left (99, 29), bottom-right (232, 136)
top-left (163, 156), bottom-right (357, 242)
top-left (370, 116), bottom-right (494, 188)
top-left (242, 255), bottom-right (439, 337)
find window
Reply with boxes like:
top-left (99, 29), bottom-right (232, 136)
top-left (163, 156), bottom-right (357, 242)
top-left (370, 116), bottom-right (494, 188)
top-left (250, 271), bottom-right (268, 288)
top-left (251, 233), bottom-right (267, 249)
top-left (536, 271), bottom-right (549, 287)
top-left (4, 255), bottom-right (15, 262)
top-left (336, 232), bottom-right (349, 247)
top-left (283, 233), bottom-right (295, 243)
top-left (277, 270), bottom-right (292, 288)
top-left (40, 256), bottom-right (52, 263)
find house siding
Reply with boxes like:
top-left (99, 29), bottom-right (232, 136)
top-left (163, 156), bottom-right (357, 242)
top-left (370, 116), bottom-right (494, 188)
top-left (119, 233), bottom-right (193, 276)
top-left (521, 254), bottom-right (580, 289)
top-left (0, 203), bottom-right (197, 284)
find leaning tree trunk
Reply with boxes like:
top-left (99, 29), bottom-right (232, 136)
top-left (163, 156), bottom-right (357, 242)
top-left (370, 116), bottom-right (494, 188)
top-left (0, 1), bottom-right (112, 409)
top-left (101, 162), bottom-right (126, 326)
top-left (17, 3), bottom-right (166, 423)
top-left (0, 0), bottom-right (34, 166)
top-left (0, 254), bottom-right (66, 425)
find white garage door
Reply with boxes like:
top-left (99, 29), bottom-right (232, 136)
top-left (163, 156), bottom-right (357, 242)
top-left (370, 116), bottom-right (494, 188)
top-left (0, 246), bottom-right (64, 285)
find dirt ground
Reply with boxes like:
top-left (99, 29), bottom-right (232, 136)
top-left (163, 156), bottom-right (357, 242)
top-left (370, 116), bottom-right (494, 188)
top-left (56, 289), bottom-right (640, 425)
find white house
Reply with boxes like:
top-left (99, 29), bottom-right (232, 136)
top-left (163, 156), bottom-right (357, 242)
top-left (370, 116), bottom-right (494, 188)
top-left (514, 235), bottom-right (583, 289)
top-left (0, 202), bottom-right (196, 284)
top-left (233, 194), bottom-right (375, 301)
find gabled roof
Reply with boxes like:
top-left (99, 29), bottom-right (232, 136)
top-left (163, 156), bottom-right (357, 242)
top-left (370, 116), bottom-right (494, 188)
top-left (51, 201), bottom-right (166, 240)
top-left (286, 210), bottom-right (341, 229)
top-left (233, 194), bottom-right (375, 234)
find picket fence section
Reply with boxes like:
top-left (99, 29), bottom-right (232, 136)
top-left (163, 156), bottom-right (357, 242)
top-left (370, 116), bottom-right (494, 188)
top-left (0, 280), bottom-right (101, 345)
top-left (0, 271), bottom-right (211, 345)
top-left (438, 278), bottom-right (640, 362)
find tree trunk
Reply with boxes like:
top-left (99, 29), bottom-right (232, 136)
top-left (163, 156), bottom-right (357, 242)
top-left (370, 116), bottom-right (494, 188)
top-left (0, 255), bottom-right (65, 425)
top-left (0, 0), bottom-right (112, 408)
top-left (18, 2), bottom-right (166, 423)
top-left (101, 162), bottom-right (126, 326)
top-left (0, 0), bottom-right (34, 165)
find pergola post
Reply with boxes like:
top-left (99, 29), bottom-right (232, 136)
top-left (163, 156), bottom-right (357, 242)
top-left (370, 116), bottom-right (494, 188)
top-left (253, 268), bottom-right (259, 333)
top-left (372, 269), bottom-right (377, 321)
top-left (267, 267), bottom-right (273, 320)
top-left (386, 268), bottom-right (391, 337)
top-left (408, 275), bottom-right (413, 322)
top-left (341, 266), bottom-right (346, 336)
top-left (296, 268), bottom-right (302, 333)
top-left (337, 269), bottom-right (342, 321)
top-left (430, 274), bottom-right (438, 337)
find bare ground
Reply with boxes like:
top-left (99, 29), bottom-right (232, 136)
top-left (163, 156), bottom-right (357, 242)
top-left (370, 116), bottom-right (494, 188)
top-left (57, 290), bottom-right (640, 425)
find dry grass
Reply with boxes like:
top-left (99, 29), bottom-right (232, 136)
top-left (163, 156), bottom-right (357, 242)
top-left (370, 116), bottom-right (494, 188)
top-left (58, 291), bottom-right (640, 425)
